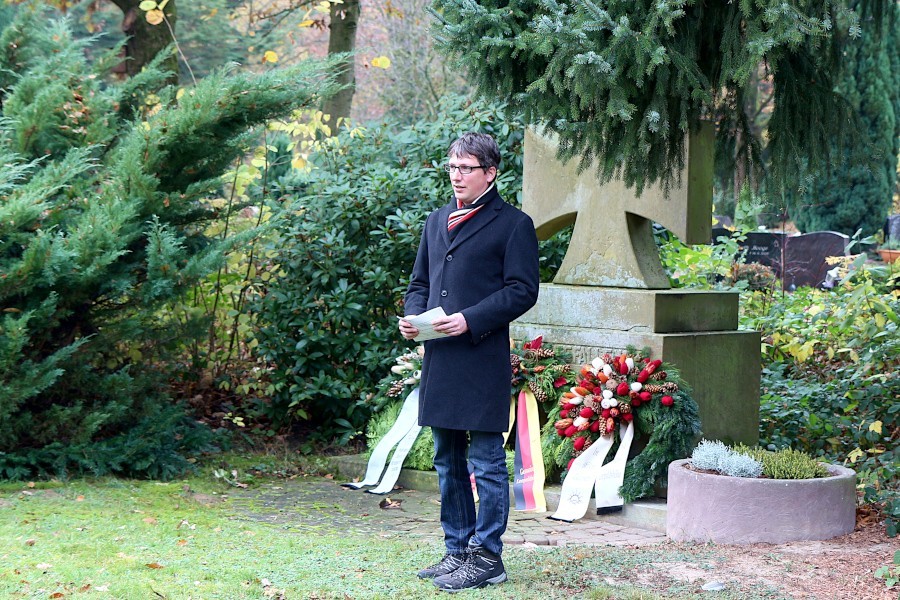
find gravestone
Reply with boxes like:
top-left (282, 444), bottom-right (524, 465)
top-left (742, 231), bottom-right (788, 274)
top-left (513, 125), bottom-right (760, 446)
top-left (783, 231), bottom-right (849, 289)
top-left (885, 215), bottom-right (900, 242)
top-left (714, 230), bottom-right (849, 289)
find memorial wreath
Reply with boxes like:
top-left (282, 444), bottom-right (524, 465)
top-left (541, 348), bottom-right (702, 502)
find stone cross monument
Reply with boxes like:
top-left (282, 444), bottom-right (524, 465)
top-left (511, 125), bottom-right (760, 446)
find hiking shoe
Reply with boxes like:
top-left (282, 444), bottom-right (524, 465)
top-left (432, 548), bottom-right (507, 592)
top-left (417, 553), bottom-right (466, 579)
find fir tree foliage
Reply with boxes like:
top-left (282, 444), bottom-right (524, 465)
top-left (792, 1), bottom-right (900, 236)
top-left (430, 0), bottom-right (862, 195)
top-left (0, 11), bottom-right (340, 479)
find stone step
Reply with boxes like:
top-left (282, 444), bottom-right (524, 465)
top-left (327, 454), bottom-right (667, 534)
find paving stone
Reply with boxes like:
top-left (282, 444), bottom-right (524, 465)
top-left (226, 477), bottom-right (665, 549)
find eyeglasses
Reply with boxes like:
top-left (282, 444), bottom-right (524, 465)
top-left (442, 164), bottom-right (488, 175)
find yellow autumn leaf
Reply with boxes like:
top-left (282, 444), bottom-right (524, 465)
top-left (139, 0), bottom-right (157, 10)
top-left (299, 19), bottom-right (315, 27)
top-left (807, 304), bottom-right (822, 317)
top-left (371, 56), bottom-right (391, 69)
top-left (146, 9), bottom-right (164, 25)
top-left (868, 420), bottom-right (883, 434)
top-left (874, 313), bottom-right (886, 328)
top-left (291, 156), bottom-right (307, 170)
top-left (846, 447), bottom-right (864, 463)
top-left (263, 50), bottom-right (278, 64)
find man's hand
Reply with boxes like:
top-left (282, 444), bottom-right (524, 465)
top-left (398, 317), bottom-right (419, 340)
top-left (431, 312), bottom-right (469, 337)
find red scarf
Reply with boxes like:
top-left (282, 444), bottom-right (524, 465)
top-left (447, 184), bottom-right (493, 231)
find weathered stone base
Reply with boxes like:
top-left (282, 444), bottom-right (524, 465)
top-left (666, 459), bottom-right (857, 544)
top-left (512, 284), bottom-right (760, 445)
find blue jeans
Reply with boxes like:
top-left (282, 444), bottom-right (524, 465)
top-left (431, 427), bottom-right (509, 556)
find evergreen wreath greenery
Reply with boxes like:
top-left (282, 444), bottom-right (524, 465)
top-left (366, 341), bottom-right (700, 502)
top-left (541, 347), bottom-right (702, 502)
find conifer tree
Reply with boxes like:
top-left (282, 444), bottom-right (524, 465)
top-left (429, 0), bottom-right (865, 196)
top-left (0, 11), bottom-right (339, 479)
top-left (792, 2), bottom-right (900, 236)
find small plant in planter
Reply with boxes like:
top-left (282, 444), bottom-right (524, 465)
top-left (878, 238), bottom-right (900, 263)
top-left (688, 439), bottom-right (830, 480)
top-left (667, 440), bottom-right (856, 543)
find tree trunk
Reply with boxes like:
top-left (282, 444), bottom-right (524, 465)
top-left (322, 0), bottom-right (360, 127)
top-left (108, 0), bottom-right (179, 84)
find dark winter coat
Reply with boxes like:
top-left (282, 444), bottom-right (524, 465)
top-left (404, 187), bottom-right (540, 432)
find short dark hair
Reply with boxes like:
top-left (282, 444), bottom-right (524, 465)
top-left (448, 132), bottom-right (500, 170)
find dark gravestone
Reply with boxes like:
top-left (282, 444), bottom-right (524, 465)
top-left (713, 215), bottom-right (734, 228)
top-left (740, 231), bottom-right (788, 274)
top-left (711, 227), bottom-right (732, 243)
top-left (885, 215), bottom-right (900, 243)
top-left (719, 230), bottom-right (848, 289)
top-left (783, 231), bottom-right (849, 289)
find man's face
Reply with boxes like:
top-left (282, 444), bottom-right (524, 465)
top-left (447, 153), bottom-right (496, 206)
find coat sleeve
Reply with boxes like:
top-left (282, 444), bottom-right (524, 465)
top-left (462, 215), bottom-right (539, 343)
top-left (404, 215), bottom-right (431, 317)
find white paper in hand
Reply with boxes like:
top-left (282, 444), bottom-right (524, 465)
top-left (399, 307), bottom-right (450, 341)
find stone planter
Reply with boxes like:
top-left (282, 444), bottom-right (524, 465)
top-left (666, 459), bottom-right (856, 544)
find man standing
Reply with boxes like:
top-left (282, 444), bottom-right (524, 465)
top-left (398, 132), bottom-right (539, 592)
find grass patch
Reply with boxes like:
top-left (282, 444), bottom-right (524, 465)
top-left (0, 453), bottom-right (786, 599)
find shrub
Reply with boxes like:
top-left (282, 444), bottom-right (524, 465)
top-left (736, 445), bottom-right (829, 480)
top-left (0, 11), bottom-right (339, 479)
top-left (690, 439), bottom-right (731, 471)
top-left (690, 440), bottom-right (763, 478)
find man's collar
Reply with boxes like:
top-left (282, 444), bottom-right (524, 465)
top-left (456, 183), bottom-right (496, 208)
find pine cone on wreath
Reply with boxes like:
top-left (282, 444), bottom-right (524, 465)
top-left (663, 382), bottom-right (679, 394)
top-left (528, 381), bottom-right (548, 403)
top-left (618, 402), bottom-right (631, 414)
top-left (650, 370), bottom-right (668, 380)
top-left (387, 380), bottom-right (406, 397)
top-left (643, 384), bottom-right (665, 394)
top-left (510, 354), bottom-right (521, 369)
top-left (533, 347), bottom-right (555, 359)
top-left (605, 379), bottom-right (618, 390)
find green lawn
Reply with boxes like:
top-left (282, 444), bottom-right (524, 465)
top-left (0, 455), bottom-right (778, 599)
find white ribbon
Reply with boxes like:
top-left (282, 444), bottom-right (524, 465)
top-left (549, 433), bottom-right (615, 522)
top-left (367, 421), bottom-right (422, 495)
top-left (593, 422), bottom-right (634, 511)
top-left (342, 387), bottom-right (421, 492)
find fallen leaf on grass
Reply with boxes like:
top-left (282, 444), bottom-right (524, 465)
top-left (146, 562), bottom-right (164, 569)
top-left (378, 497), bottom-right (403, 510)
top-left (323, 473), bottom-right (334, 480)
top-left (143, 517), bottom-right (158, 525)
top-left (75, 495), bottom-right (84, 501)
top-left (36, 563), bottom-right (52, 570)
top-left (49, 593), bottom-right (64, 598)
top-left (24, 539), bottom-right (35, 546)
top-left (26, 482), bottom-right (35, 488)
top-left (176, 539), bottom-right (188, 546)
